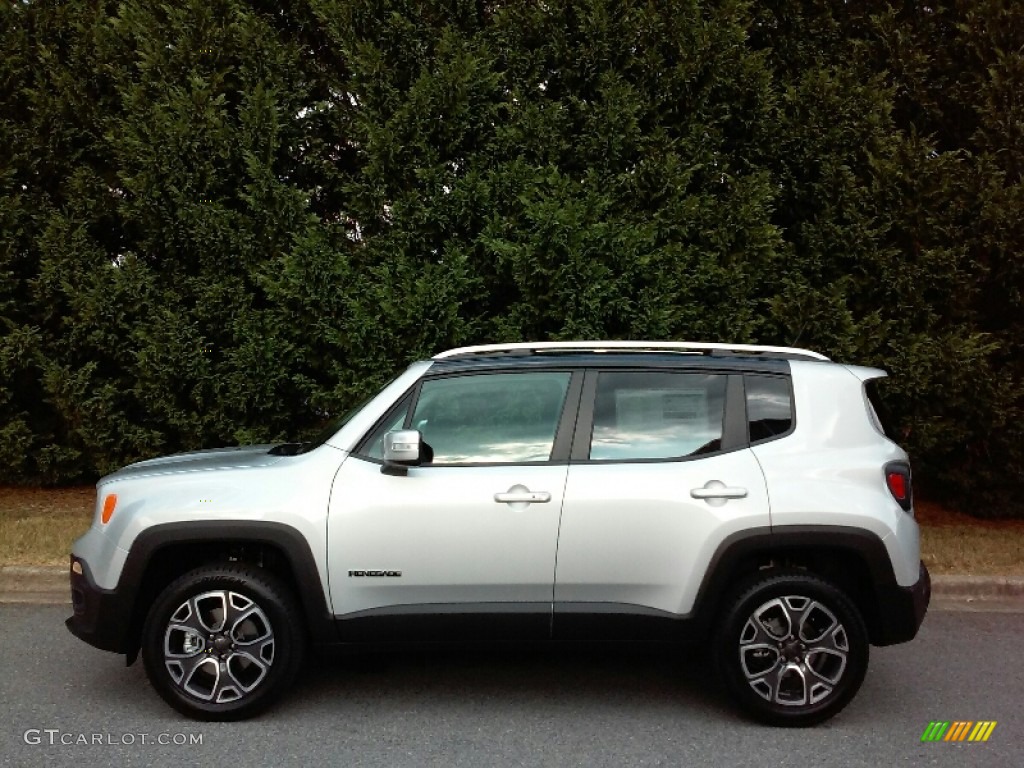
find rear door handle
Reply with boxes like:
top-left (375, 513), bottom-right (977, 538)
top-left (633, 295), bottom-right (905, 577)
top-left (690, 481), bottom-right (748, 500)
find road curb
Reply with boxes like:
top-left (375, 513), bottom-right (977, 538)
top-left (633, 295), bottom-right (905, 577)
top-left (0, 565), bottom-right (69, 604)
top-left (927, 574), bottom-right (1024, 597)
top-left (2, 565), bottom-right (1023, 608)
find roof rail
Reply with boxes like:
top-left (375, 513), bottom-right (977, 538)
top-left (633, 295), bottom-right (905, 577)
top-left (433, 341), bottom-right (829, 361)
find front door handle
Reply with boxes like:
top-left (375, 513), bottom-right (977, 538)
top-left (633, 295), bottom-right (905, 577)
top-left (494, 484), bottom-right (551, 504)
top-left (690, 480), bottom-right (748, 500)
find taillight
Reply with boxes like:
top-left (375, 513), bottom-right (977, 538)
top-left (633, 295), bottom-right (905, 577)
top-left (884, 462), bottom-right (912, 512)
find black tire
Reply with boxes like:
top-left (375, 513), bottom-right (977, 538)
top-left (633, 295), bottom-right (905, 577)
top-left (714, 570), bottom-right (869, 727)
top-left (141, 564), bottom-right (305, 721)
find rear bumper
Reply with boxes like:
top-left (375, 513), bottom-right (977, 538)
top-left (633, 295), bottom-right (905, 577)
top-left (65, 555), bottom-right (131, 654)
top-left (873, 561), bottom-right (931, 646)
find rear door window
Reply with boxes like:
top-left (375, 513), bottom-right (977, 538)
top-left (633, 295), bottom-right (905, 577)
top-left (588, 371), bottom-right (726, 460)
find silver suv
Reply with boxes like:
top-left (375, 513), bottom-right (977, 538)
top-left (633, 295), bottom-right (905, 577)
top-left (67, 341), bottom-right (930, 726)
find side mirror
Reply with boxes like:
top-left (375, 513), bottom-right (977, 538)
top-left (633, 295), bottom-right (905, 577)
top-left (381, 430), bottom-right (422, 476)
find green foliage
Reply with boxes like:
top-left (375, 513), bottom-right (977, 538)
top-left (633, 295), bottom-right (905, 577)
top-left (0, 0), bottom-right (1021, 516)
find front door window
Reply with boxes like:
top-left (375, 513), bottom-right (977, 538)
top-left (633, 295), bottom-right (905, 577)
top-left (411, 372), bottom-right (572, 464)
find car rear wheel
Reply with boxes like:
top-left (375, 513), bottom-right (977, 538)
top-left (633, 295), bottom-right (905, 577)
top-left (141, 564), bottom-right (305, 720)
top-left (715, 570), bottom-right (869, 727)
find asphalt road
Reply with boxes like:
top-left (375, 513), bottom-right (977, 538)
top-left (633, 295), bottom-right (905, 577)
top-left (0, 605), bottom-right (1020, 768)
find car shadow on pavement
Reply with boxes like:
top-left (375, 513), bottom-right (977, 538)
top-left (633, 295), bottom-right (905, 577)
top-left (284, 642), bottom-right (737, 721)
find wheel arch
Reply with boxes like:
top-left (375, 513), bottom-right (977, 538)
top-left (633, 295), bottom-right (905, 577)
top-left (691, 525), bottom-right (898, 645)
top-left (121, 521), bottom-right (335, 662)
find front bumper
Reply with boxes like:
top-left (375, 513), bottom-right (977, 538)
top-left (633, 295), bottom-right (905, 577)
top-left (873, 561), bottom-right (931, 646)
top-left (66, 555), bottom-right (132, 654)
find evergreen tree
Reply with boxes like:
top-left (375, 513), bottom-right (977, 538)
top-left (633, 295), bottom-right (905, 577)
top-left (0, 0), bottom-right (1020, 515)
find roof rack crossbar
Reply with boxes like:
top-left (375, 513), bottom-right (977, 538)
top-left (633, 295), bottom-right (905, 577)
top-left (433, 341), bottom-right (829, 361)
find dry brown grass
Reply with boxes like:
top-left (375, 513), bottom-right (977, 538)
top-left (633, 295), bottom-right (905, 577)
top-left (1, 487), bottom-right (1022, 575)
top-left (916, 500), bottom-right (1024, 576)
top-left (0, 486), bottom-right (94, 566)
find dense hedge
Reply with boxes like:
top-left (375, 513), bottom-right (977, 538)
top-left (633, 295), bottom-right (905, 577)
top-left (1, 1), bottom-right (1021, 516)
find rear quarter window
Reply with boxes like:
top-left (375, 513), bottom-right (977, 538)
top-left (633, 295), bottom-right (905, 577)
top-left (745, 374), bottom-right (793, 443)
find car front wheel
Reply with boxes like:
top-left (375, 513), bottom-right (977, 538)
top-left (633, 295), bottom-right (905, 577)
top-left (141, 564), bottom-right (305, 720)
top-left (715, 571), bottom-right (869, 727)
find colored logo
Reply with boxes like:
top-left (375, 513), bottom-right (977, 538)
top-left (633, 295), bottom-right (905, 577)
top-left (921, 721), bottom-right (997, 742)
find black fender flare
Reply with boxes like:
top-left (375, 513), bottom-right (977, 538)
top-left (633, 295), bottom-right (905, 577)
top-left (119, 521), bottom-right (335, 651)
top-left (689, 525), bottom-right (903, 642)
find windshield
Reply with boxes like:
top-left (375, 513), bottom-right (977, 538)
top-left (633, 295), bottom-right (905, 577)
top-left (285, 373), bottom-right (405, 454)
top-left (300, 399), bottom-right (372, 451)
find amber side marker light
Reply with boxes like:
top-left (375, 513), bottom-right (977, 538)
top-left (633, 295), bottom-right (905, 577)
top-left (101, 494), bottom-right (118, 524)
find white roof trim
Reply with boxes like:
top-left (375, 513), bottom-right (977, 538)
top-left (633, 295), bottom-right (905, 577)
top-left (433, 341), bottom-right (829, 361)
